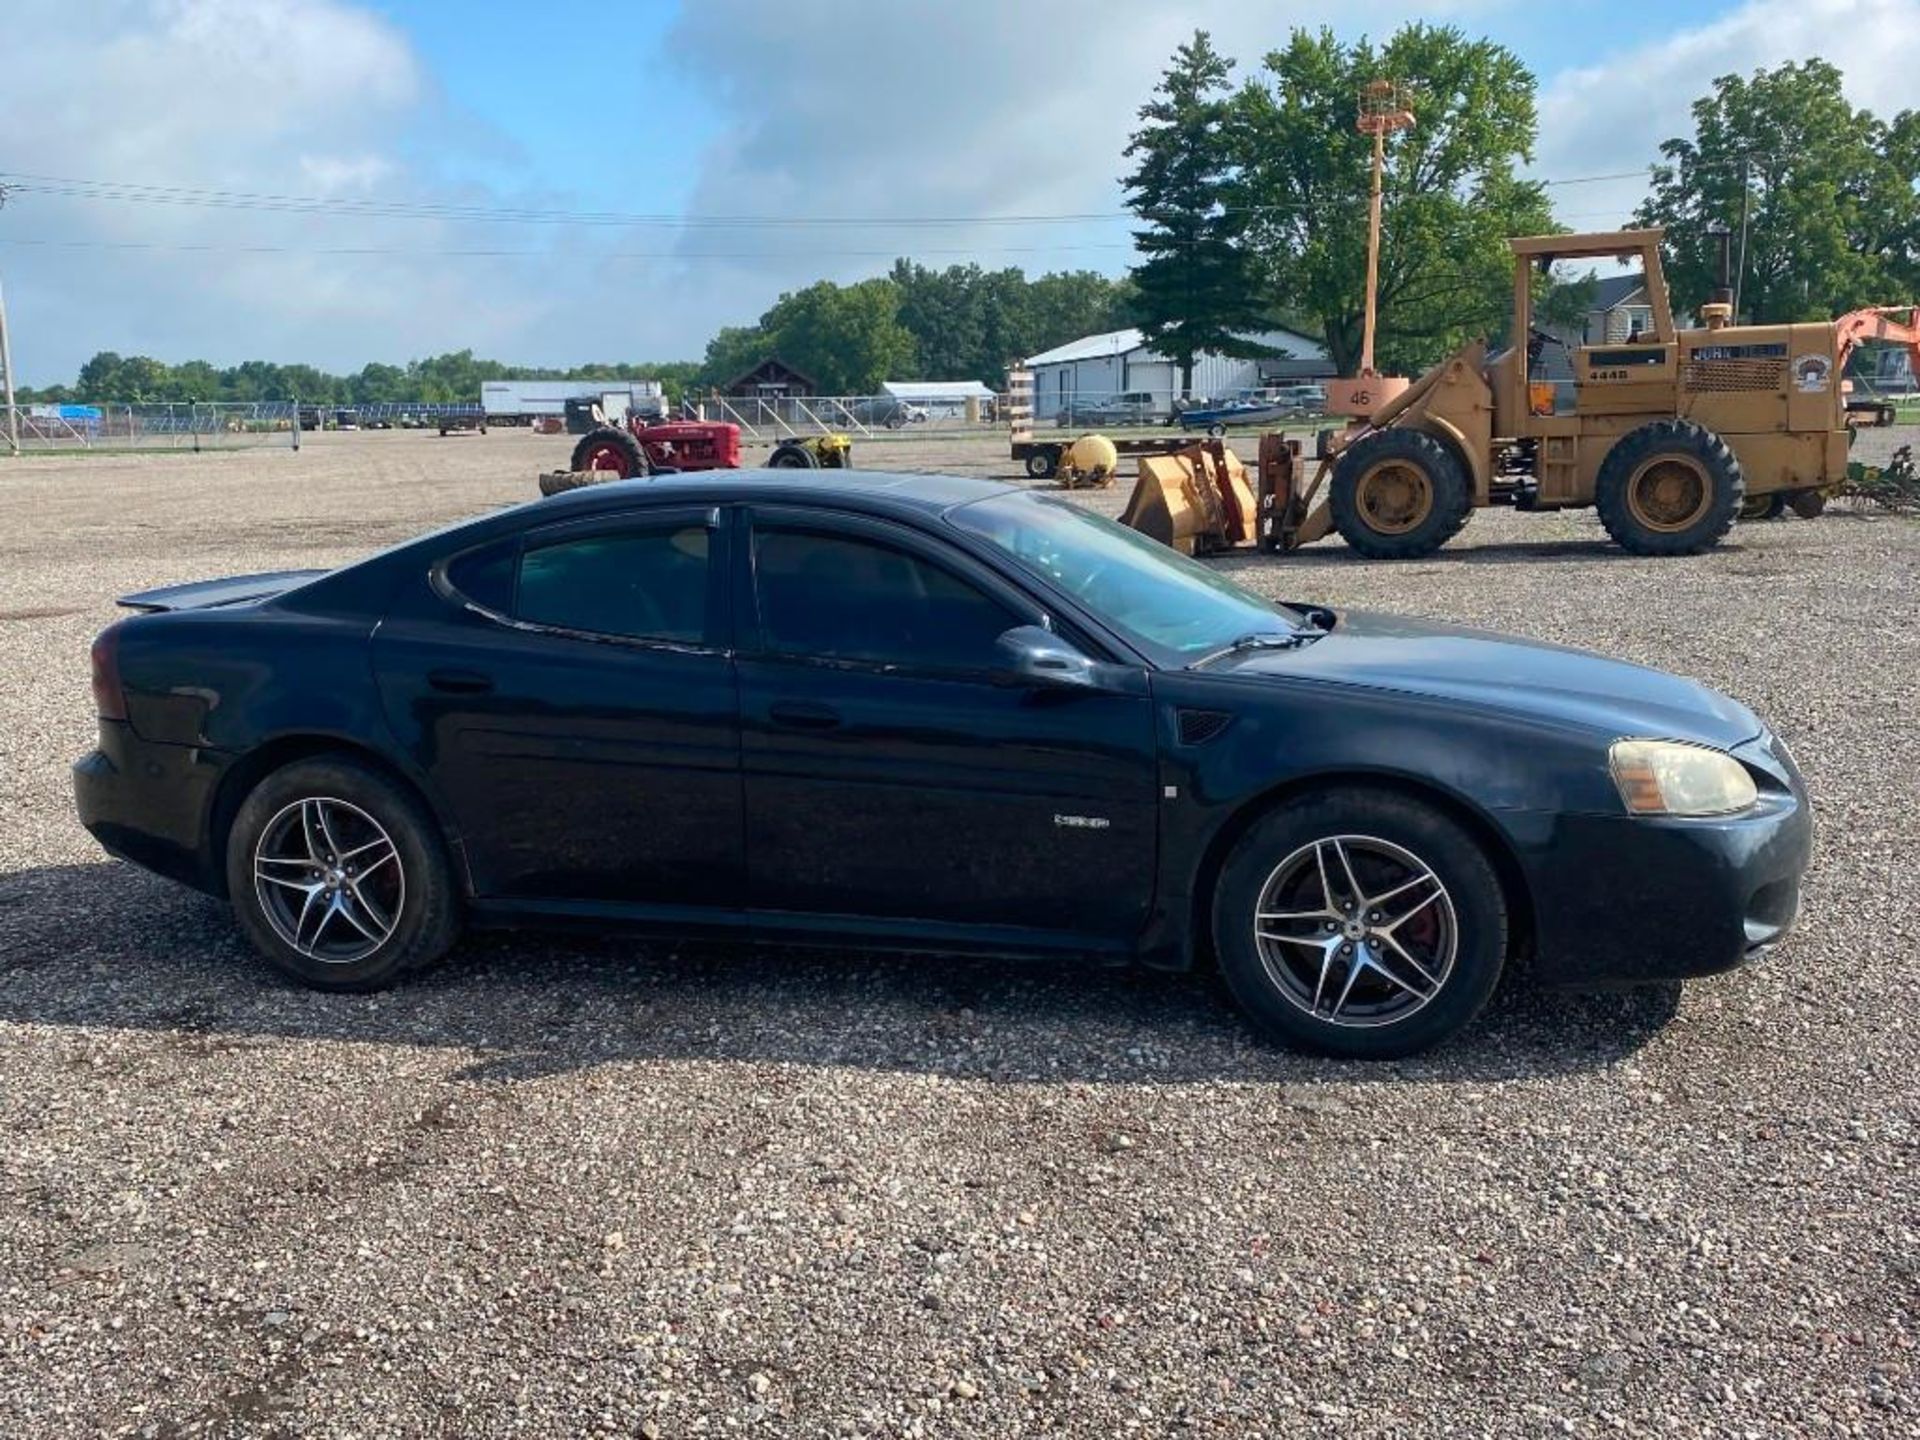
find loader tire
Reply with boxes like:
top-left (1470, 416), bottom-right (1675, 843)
top-left (1595, 420), bottom-right (1743, 556)
top-left (570, 427), bottom-right (649, 479)
top-left (1329, 429), bottom-right (1472, 559)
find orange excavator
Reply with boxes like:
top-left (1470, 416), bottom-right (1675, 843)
top-left (1836, 306), bottom-right (1920, 427)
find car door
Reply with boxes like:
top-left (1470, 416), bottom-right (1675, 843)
top-left (734, 505), bottom-right (1159, 945)
top-left (373, 505), bottom-right (743, 912)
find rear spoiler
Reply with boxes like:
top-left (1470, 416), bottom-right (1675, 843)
top-left (118, 569), bottom-right (328, 613)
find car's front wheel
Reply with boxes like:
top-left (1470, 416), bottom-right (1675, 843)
top-left (1212, 789), bottom-right (1508, 1058)
top-left (225, 756), bottom-right (460, 991)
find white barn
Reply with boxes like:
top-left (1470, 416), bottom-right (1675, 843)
top-left (1024, 326), bottom-right (1332, 419)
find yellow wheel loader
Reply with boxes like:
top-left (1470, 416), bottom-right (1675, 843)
top-left (1132, 228), bottom-right (1855, 560)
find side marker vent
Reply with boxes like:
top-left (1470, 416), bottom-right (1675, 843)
top-left (1176, 709), bottom-right (1232, 746)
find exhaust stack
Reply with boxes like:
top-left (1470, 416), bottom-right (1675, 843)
top-left (1702, 225), bottom-right (1734, 330)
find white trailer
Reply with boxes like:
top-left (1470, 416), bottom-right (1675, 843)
top-left (481, 379), bottom-right (666, 425)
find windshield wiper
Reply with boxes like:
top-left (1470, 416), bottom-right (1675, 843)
top-left (1193, 628), bottom-right (1320, 667)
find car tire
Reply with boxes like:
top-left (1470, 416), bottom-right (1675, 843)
top-left (1594, 420), bottom-right (1743, 555)
top-left (1211, 788), bottom-right (1508, 1059)
top-left (1329, 429), bottom-right (1473, 559)
top-left (225, 755), bottom-right (461, 992)
top-left (569, 427), bottom-right (649, 478)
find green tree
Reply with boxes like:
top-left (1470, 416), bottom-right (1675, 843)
top-left (1124, 30), bottom-right (1273, 396)
top-left (888, 262), bottom-right (1136, 383)
top-left (1635, 60), bottom-right (1920, 323)
top-left (753, 279), bottom-right (917, 394)
top-left (1233, 24), bottom-right (1554, 375)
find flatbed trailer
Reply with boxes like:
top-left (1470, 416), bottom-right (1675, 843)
top-left (1012, 431), bottom-right (1201, 479)
top-left (1004, 368), bottom-right (1198, 478)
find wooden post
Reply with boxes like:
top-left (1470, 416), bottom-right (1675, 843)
top-left (1361, 125), bottom-right (1386, 377)
top-left (0, 272), bottom-right (18, 455)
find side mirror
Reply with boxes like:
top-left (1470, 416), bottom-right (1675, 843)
top-left (995, 625), bottom-right (1101, 691)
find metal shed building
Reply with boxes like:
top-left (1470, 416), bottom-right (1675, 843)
top-left (1024, 327), bottom-right (1332, 419)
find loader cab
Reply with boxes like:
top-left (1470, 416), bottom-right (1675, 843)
top-left (1503, 229), bottom-right (1679, 435)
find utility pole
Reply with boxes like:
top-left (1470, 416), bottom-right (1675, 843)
top-left (0, 183), bottom-right (18, 455)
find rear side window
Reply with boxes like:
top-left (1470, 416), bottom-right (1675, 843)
top-left (752, 527), bottom-right (1017, 671)
top-left (518, 526), bottom-right (711, 644)
top-left (445, 538), bottom-right (517, 614)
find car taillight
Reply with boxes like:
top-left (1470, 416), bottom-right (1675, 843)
top-left (90, 624), bottom-right (128, 721)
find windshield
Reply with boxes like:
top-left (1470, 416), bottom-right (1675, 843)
top-left (948, 492), bottom-right (1301, 662)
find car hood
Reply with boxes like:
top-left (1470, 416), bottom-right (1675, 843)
top-left (1208, 609), bottom-right (1763, 750)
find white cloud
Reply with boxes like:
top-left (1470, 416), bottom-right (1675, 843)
top-left (7, 0), bottom-right (1910, 385)
top-left (633, 0), bottom-right (1508, 370)
top-left (1536, 0), bottom-right (1920, 229)
top-left (0, 0), bottom-right (567, 381)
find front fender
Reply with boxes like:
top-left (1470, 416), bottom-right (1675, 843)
top-left (1138, 671), bottom-right (1617, 969)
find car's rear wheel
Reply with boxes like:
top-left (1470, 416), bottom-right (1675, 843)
top-left (226, 756), bottom-right (460, 991)
top-left (1211, 789), bottom-right (1508, 1058)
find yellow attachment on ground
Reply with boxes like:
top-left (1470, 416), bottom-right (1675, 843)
top-left (1120, 444), bottom-right (1257, 555)
top-left (1058, 433), bottom-right (1120, 489)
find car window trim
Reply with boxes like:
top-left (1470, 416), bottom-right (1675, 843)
top-left (436, 504), bottom-right (730, 655)
top-left (739, 505), bottom-right (1046, 681)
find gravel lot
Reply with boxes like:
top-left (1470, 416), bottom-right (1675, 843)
top-left (2, 428), bottom-right (1916, 1438)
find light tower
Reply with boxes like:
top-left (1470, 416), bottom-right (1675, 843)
top-left (1326, 79), bottom-right (1415, 421)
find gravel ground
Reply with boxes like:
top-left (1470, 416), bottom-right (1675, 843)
top-left (1, 428), bottom-right (1916, 1438)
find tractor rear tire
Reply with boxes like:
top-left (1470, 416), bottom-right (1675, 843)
top-left (570, 427), bottom-right (648, 479)
top-left (1329, 428), bottom-right (1473, 559)
top-left (1595, 420), bottom-right (1743, 556)
top-left (768, 440), bottom-right (821, 469)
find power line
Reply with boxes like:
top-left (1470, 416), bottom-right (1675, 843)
top-left (0, 163), bottom-right (1682, 233)
top-left (0, 235), bottom-right (1139, 261)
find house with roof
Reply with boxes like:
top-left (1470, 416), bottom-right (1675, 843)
top-left (1573, 272), bottom-right (1676, 345)
top-left (1023, 326), bottom-right (1333, 421)
top-left (720, 357), bottom-right (816, 399)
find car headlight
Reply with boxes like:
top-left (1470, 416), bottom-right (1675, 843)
top-left (1609, 739), bottom-right (1758, 817)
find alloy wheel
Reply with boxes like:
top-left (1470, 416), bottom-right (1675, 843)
top-left (252, 797), bottom-right (405, 964)
top-left (1251, 834), bottom-right (1458, 1028)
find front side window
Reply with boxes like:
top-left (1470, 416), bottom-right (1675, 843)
top-left (517, 525), bottom-right (710, 643)
top-left (752, 527), bottom-right (1017, 672)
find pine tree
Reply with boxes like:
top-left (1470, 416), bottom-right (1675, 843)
top-left (1123, 31), bottom-right (1271, 398)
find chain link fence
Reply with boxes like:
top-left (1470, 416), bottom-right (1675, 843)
top-left (2, 402), bottom-right (303, 455)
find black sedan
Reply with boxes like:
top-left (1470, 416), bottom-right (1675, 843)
top-left (74, 470), bottom-right (1811, 1058)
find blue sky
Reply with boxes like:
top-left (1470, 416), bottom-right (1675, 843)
top-left (2, 0), bottom-right (1914, 383)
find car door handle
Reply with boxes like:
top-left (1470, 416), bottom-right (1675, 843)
top-left (427, 667), bottom-right (495, 695)
top-left (768, 700), bottom-right (841, 731)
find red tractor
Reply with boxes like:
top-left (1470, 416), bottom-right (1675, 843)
top-left (569, 418), bottom-right (852, 477)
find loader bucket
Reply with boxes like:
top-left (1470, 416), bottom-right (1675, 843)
top-left (1119, 444), bottom-right (1256, 555)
